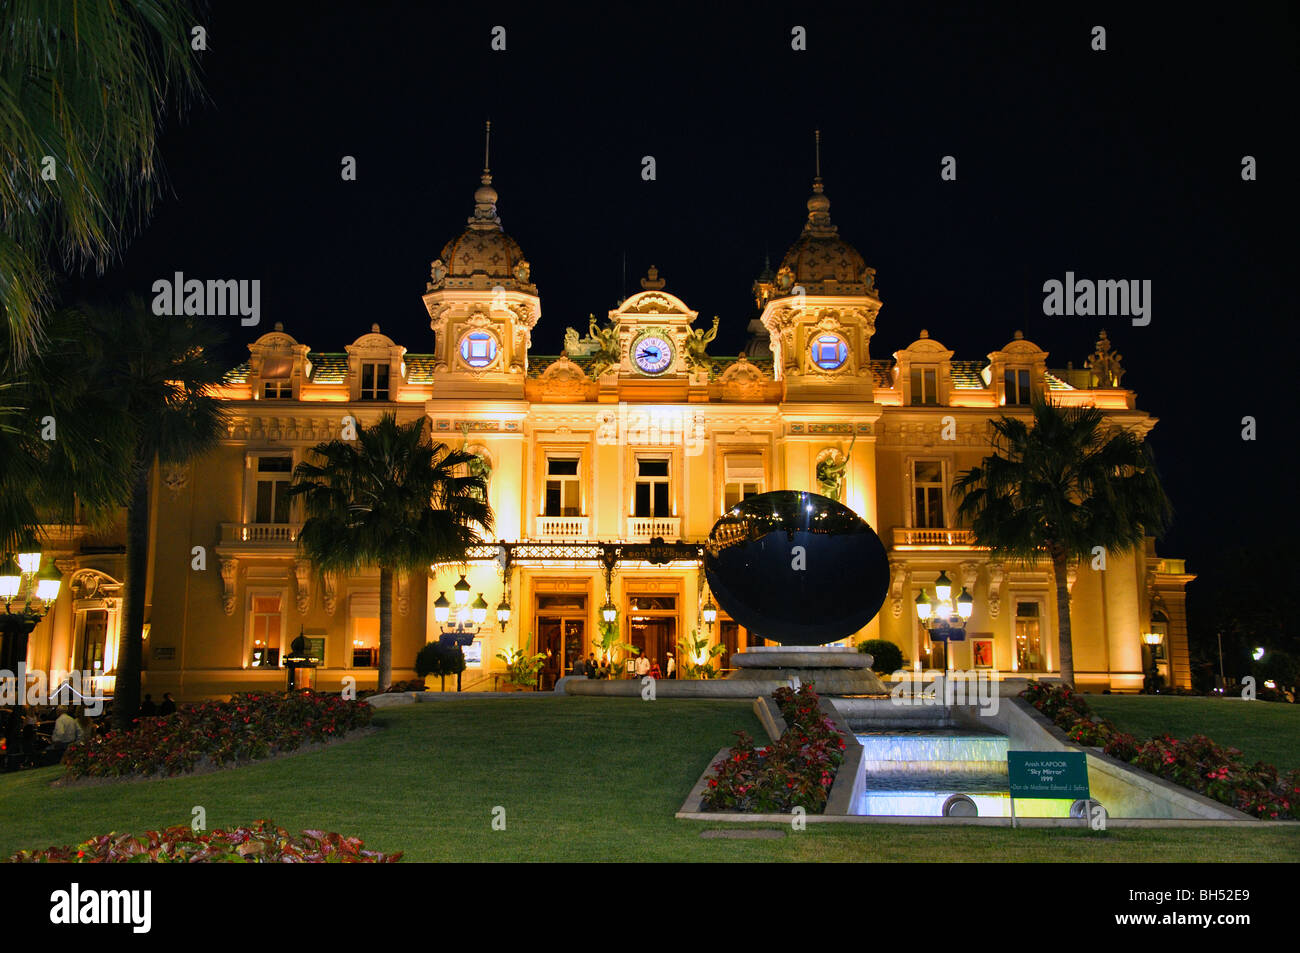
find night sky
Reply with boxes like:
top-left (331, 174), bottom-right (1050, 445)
top-left (67, 3), bottom-right (1298, 659)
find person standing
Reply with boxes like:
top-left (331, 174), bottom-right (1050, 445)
top-left (140, 694), bottom-right (158, 717)
top-left (635, 654), bottom-right (650, 678)
top-left (159, 692), bottom-right (177, 716)
top-left (666, 652), bottom-right (677, 679)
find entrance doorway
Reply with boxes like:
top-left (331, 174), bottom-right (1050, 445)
top-left (627, 594), bottom-right (676, 677)
top-left (536, 593), bottom-right (587, 690)
top-left (718, 619), bottom-right (758, 671)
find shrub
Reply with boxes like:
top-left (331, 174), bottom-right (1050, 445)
top-left (5, 820), bottom-right (401, 863)
top-left (858, 639), bottom-right (902, 674)
top-left (701, 683), bottom-right (848, 814)
top-left (60, 691), bottom-right (372, 780)
top-left (415, 641), bottom-right (466, 690)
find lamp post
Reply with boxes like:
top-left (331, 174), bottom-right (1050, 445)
top-left (1141, 631), bottom-right (1164, 694)
top-left (433, 574), bottom-right (509, 691)
top-left (915, 572), bottom-right (973, 671)
top-left (0, 551), bottom-right (62, 673)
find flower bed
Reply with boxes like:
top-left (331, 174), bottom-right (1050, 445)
top-left (700, 684), bottom-right (848, 813)
top-left (1021, 681), bottom-right (1299, 820)
top-left (5, 820), bottom-right (401, 863)
top-left (60, 691), bottom-right (372, 780)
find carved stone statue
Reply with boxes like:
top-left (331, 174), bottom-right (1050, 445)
top-left (1084, 330), bottom-right (1125, 388)
top-left (815, 435), bottom-right (856, 502)
top-left (586, 314), bottom-right (621, 377)
top-left (684, 316), bottom-right (720, 371)
top-left (427, 259), bottom-right (448, 291)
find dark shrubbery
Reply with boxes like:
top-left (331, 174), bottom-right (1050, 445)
top-left (857, 638), bottom-right (903, 674)
top-left (415, 641), bottom-right (466, 690)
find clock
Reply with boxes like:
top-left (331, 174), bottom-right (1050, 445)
top-left (632, 332), bottom-right (674, 375)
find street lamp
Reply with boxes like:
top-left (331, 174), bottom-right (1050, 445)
top-left (701, 596), bottom-right (717, 628)
top-left (915, 573), bottom-right (971, 670)
top-left (433, 575), bottom-right (509, 692)
top-left (0, 551), bottom-right (62, 672)
top-left (1142, 631), bottom-right (1164, 694)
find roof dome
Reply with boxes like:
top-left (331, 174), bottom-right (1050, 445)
top-left (776, 178), bottom-right (876, 297)
top-left (429, 169), bottom-right (536, 294)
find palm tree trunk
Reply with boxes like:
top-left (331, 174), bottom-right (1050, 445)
top-left (378, 567), bottom-right (393, 693)
top-left (1051, 549), bottom-right (1075, 687)
top-left (114, 459), bottom-right (152, 730)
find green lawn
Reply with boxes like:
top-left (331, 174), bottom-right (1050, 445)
top-left (1, 697), bottom-right (1296, 862)
top-left (1087, 696), bottom-right (1300, 771)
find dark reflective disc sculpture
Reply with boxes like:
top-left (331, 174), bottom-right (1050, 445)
top-left (704, 490), bottom-right (889, 646)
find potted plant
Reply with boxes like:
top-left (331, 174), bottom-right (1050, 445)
top-left (495, 634), bottom-right (547, 691)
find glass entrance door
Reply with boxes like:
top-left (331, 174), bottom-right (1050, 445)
top-left (627, 594), bottom-right (677, 677)
top-left (536, 594), bottom-right (587, 690)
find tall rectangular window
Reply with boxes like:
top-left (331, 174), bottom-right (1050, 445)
top-left (1004, 368), bottom-right (1031, 405)
top-left (910, 367), bottom-right (938, 405)
top-left (254, 455), bottom-right (293, 524)
top-left (360, 362), bottom-right (390, 400)
top-left (722, 453), bottom-right (763, 512)
top-left (249, 595), bottom-right (283, 668)
top-left (634, 457), bottom-right (671, 517)
top-left (544, 457), bottom-right (581, 516)
top-left (913, 460), bottom-right (945, 528)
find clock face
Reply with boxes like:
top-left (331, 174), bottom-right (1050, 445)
top-left (633, 334), bottom-right (674, 375)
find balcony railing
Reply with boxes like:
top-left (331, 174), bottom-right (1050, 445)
top-left (627, 516), bottom-right (681, 541)
top-left (221, 522), bottom-right (303, 544)
top-left (892, 527), bottom-right (978, 547)
top-left (535, 515), bottom-right (590, 540)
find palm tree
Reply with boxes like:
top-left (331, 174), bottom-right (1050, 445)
top-left (1, 306), bottom-right (139, 554)
top-left (288, 414), bottom-right (493, 693)
top-left (71, 299), bottom-right (227, 730)
top-left (952, 398), bottom-right (1171, 687)
top-left (1, 0), bottom-right (205, 359)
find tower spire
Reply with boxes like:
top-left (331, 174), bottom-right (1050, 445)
top-left (805, 128), bottom-right (834, 234)
top-left (468, 120), bottom-right (501, 229)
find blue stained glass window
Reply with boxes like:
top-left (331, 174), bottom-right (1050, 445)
top-left (460, 331), bottom-right (498, 367)
top-left (812, 334), bottom-right (848, 370)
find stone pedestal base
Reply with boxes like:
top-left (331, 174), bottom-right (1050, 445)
top-left (727, 646), bottom-right (888, 695)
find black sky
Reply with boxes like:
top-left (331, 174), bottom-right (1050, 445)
top-left (68, 2), bottom-right (1299, 647)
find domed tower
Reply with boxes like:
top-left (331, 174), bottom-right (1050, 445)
top-left (421, 123), bottom-right (540, 398)
top-left (759, 133), bottom-right (882, 402)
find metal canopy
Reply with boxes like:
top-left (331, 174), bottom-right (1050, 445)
top-left (462, 537), bottom-right (703, 572)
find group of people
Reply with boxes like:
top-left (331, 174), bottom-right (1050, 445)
top-left (1, 705), bottom-right (97, 770)
top-left (140, 693), bottom-right (178, 717)
top-left (570, 654), bottom-right (613, 679)
top-left (570, 652), bottom-right (678, 679)
top-left (2, 693), bottom-right (178, 770)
